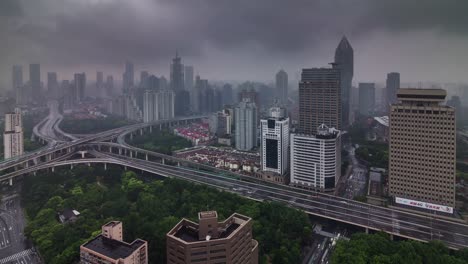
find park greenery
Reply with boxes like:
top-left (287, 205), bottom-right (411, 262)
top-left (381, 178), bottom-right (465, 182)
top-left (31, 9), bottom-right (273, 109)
top-left (349, 120), bottom-right (389, 169)
top-left (22, 165), bottom-right (311, 264)
top-left (130, 129), bottom-right (192, 155)
top-left (331, 232), bottom-right (468, 264)
top-left (60, 116), bottom-right (134, 134)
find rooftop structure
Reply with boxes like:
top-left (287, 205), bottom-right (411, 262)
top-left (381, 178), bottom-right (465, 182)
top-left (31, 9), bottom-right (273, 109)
top-left (167, 211), bottom-right (258, 264)
top-left (80, 221), bottom-right (148, 264)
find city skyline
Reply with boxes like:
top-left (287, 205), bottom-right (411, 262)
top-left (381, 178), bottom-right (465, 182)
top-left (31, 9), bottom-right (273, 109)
top-left (2, 1), bottom-right (468, 89)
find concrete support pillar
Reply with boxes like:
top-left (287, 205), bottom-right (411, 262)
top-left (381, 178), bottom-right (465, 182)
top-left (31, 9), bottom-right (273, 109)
top-left (71, 164), bottom-right (74, 169)
top-left (390, 234), bottom-right (394, 241)
top-left (81, 152), bottom-right (85, 158)
top-left (119, 148), bottom-right (122, 155)
top-left (25, 162), bottom-right (29, 169)
top-left (87, 162), bottom-right (91, 167)
top-left (124, 166), bottom-right (127, 171)
top-left (140, 129), bottom-right (143, 135)
top-left (150, 126), bottom-right (152, 133)
top-left (33, 171), bottom-right (37, 176)
top-left (145, 154), bottom-right (148, 161)
top-left (160, 124), bottom-right (162, 130)
top-left (130, 133), bottom-right (133, 140)
top-left (9, 178), bottom-right (13, 186)
top-left (162, 158), bottom-right (165, 165)
top-left (130, 151), bottom-right (133, 158)
top-left (109, 147), bottom-right (112, 153)
top-left (104, 163), bottom-right (107, 170)
top-left (177, 162), bottom-right (180, 166)
top-left (365, 228), bottom-right (369, 234)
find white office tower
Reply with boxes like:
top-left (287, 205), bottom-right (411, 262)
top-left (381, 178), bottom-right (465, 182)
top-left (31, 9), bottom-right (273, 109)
top-left (235, 99), bottom-right (257, 151)
top-left (3, 108), bottom-right (24, 159)
top-left (143, 91), bottom-right (159, 123)
top-left (260, 106), bottom-right (289, 175)
top-left (124, 95), bottom-right (142, 121)
top-left (290, 124), bottom-right (341, 191)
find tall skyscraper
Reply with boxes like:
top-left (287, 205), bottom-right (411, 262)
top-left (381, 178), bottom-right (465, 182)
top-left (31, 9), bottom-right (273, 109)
top-left (334, 36), bottom-right (353, 128)
top-left (290, 124), bottom-right (341, 191)
top-left (275, 70), bottom-right (288, 105)
top-left (386, 72), bottom-right (400, 107)
top-left (80, 221), bottom-right (148, 264)
top-left (139, 71), bottom-right (149, 90)
top-left (389, 89), bottom-right (456, 213)
top-left (3, 108), bottom-right (24, 159)
top-left (170, 52), bottom-right (185, 92)
top-left (12, 65), bottom-right (23, 91)
top-left (235, 98), bottom-right (257, 151)
top-left (166, 211), bottom-right (258, 264)
top-left (260, 106), bottom-right (289, 176)
top-left (358, 82), bottom-right (376, 116)
top-left (123, 61), bottom-right (134, 92)
top-left (106, 75), bottom-right (114, 97)
top-left (184, 66), bottom-right (194, 92)
top-left (298, 66), bottom-right (341, 135)
top-left (193, 76), bottom-right (207, 113)
top-left (74, 73), bottom-right (86, 102)
top-left (13, 65), bottom-right (26, 104)
top-left (47, 72), bottom-right (58, 98)
top-left (29, 64), bottom-right (41, 101)
top-left (222, 83), bottom-right (233, 106)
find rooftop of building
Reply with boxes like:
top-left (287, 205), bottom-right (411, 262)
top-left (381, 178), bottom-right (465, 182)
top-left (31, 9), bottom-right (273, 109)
top-left (82, 235), bottom-right (146, 260)
top-left (168, 212), bottom-right (251, 244)
top-left (104, 221), bottom-right (121, 227)
top-left (397, 88), bottom-right (447, 102)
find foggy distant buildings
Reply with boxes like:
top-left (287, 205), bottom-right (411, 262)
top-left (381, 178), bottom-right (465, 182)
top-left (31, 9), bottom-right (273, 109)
top-left (106, 75), bottom-right (114, 97)
top-left (143, 89), bottom-right (175, 123)
top-left (74, 73), bottom-right (86, 103)
top-left (3, 108), bottom-right (24, 159)
top-left (222, 84), bottom-right (233, 106)
top-left (47, 72), bottom-right (58, 98)
top-left (29, 64), bottom-right (41, 102)
top-left (358, 82), bottom-right (376, 116)
top-left (386, 72), bottom-right (400, 107)
top-left (298, 66), bottom-right (341, 135)
top-left (184, 66), bottom-right (194, 92)
top-left (170, 53), bottom-right (189, 116)
top-left (123, 61), bottom-right (134, 92)
top-left (275, 70), bottom-right (288, 105)
top-left (235, 98), bottom-right (257, 151)
top-left (334, 36), bottom-right (353, 128)
top-left (12, 65), bottom-right (23, 93)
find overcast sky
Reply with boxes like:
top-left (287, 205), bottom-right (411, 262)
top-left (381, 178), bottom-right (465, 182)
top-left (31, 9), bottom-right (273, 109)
top-left (1, 0), bottom-right (468, 88)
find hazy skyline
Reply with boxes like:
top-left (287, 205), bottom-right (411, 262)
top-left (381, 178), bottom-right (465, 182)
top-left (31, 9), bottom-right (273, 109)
top-left (2, 0), bottom-right (468, 88)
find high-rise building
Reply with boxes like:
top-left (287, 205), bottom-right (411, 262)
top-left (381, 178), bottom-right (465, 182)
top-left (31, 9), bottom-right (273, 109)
top-left (358, 82), bottom-right (376, 116)
top-left (389, 89), bottom-right (456, 213)
top-left (275, 70), bottom-right (288, 105)
top-left (12, 65), bottom-right (23, 92)
top-left (140, 71), bottom-right (149, 89)
top-left (3, 108), bottom-right (24, 159)
top-left (80, 221), bottom-right (148, 264)
top-left (260, 106), bottom-right (289, 175)
top-left (193, 76), bottom-right (207, 113)
top-left (290, 124), bottom-right (341, 191)
top-left (166, 211), bottom-right (258, 264)
top-left (184, 66), bottom-right (194, 92)
top-left (148, 75), bottom-right (160, 90)
top-left (334, 36), bottom-right (353, 128)
top-left (170, 53), bottom-right (185, 92)
top-left (29, 64), bottom-right (41, 101)
top-left (213, 108), bottom-right (232, 136)
top-left (47, 72), bottom-right (58, 98)
top-left (13, 65), bottom-right (26, 104)
top-left (222, 84), bottom-right (233, 106)
top-left (159, 76), bottom-right (169, 90)
top-left (298, 66), bottom-right (341, 135)
top-left (386, 72), bottom-right (400, 107)
top-left (235, 99), bottom-right (257, 151)
top-left (106, 75), bottom-right (114, 97)
top-left (74, 73), bottom-right (86, 102)
top-left (143, 89), bottom-right (175, 122)
top-left (96, 71), bottom-right (104, 87)
top-left (123, 61), bottom-right (135, 92)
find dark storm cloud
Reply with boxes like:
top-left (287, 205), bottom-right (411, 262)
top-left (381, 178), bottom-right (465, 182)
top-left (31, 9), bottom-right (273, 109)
top-left (1, 0), bottom-right (468, 84)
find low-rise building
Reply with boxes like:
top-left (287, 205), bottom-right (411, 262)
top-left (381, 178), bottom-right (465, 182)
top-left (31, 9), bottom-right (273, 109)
top-left (80, 221), bottom-right (148, 264)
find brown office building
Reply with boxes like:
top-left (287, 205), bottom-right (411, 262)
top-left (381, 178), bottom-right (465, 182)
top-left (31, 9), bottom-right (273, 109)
top-left (80, 221), bottom-right (148, 264)
top-left (389, 88), bottom-right (456, 213)
top-left (166, 211), bottom-right (258, 264)
top-left (298, 67), bottom-right (341, 135)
